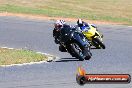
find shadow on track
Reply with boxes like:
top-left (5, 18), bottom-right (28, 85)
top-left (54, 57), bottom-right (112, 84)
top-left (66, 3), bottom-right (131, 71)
top-left (55, 58), bottom-right (81, 62)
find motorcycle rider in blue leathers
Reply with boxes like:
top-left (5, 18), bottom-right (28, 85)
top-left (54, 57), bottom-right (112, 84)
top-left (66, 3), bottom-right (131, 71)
top-left (76, 19), bottom-right (97, 32)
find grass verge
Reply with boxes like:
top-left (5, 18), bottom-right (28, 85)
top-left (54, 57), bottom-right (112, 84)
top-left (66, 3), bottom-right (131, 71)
top-left (0, 48), bottom-right (48, 65)
top-left (0, 0), bottom-right (132, 25)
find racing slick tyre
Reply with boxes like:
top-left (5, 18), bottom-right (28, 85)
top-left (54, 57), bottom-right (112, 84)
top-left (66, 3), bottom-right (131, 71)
top-left (70, 43), bottom-right (85, 61)
top-left (70, 43), bottom-right (91, 61)
top-left (66, 45), bottom-right (76, 57)
top-left (84, 52), bottom-right (92, 60)
top-left (93, 38), bottom-right (105, 49)
top-left (82, 47), bottom-right (92, 60)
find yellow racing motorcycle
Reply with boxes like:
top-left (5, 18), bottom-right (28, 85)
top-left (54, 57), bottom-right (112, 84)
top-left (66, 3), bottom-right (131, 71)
top-left (81, 25), bottom-right (105, 49)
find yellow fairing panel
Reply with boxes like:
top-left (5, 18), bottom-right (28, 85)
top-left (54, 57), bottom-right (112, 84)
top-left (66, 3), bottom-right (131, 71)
top-left (82, 26), bottom-right (96, 40)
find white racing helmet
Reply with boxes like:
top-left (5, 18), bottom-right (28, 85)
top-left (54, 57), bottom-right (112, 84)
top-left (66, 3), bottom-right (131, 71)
top-left (54, 20), bottom-right (66, 29)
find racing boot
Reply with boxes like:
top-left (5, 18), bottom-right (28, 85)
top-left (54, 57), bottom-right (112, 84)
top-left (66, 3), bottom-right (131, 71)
top-left (59, 45), bottom-right (67, 52)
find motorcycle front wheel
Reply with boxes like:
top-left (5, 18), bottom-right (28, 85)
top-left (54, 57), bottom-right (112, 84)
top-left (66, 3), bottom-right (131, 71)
top-left (70, 43), bottom-right (85, 61)
top-left (70, 43), bottom-right (91, 61)
top-left (93, 38), bottom-right (105, 49)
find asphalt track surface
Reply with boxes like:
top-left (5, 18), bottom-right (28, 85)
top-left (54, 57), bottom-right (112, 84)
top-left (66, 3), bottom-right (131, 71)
top-left (0, 16), bottom-right (132, 88)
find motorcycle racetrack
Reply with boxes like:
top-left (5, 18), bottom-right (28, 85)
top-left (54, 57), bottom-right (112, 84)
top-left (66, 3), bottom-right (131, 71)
top-left (0, 16), bottom-right (132, 88)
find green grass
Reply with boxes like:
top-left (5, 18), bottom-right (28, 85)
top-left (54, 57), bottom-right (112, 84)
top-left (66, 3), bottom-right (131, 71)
top-left (0, 48), bottom-right (48, 65)
top-left (0, 0), bottom-right (132, 25)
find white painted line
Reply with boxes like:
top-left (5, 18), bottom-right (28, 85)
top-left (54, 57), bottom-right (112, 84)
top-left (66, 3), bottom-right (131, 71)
top-left (128, 26), bottom-right (132, 28)
top-left (1, 47), bottom-right (9, 49)
top-left (8, 48), bottom-right (14, 49)
top-left (0, 61), bottom-right (47, 67)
